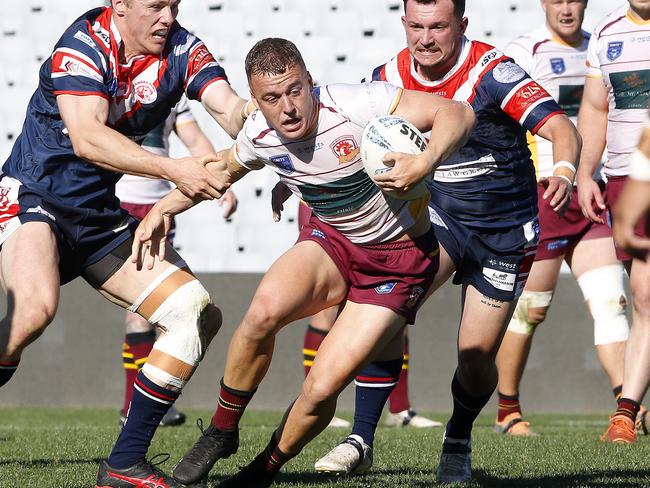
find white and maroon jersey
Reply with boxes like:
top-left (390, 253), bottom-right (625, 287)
top-left (234, 82), bottom-right (428, 245)
top-left (505, 26), bottom-right (589, 178)
top-left (2, 6), bottom-right (227, 211)
top-left (116, 96), bottom-right (194, 204)
top-left (587, 4), bottom-right (650, 176)
top-left (369, 38), bottom-right (564, 230)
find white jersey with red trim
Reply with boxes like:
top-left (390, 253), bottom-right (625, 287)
top-left (506, 26), bottom-right (589, 178)
top-left (115, 96), bottom-right (194, 204)
top-left (234, 82), bottom-right (429, 245)
top-left (587, 5), bottom-right (650, 176)
top-left (369, 38), bottom-right (564, 230)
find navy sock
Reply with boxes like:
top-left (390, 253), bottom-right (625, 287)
top-left (108, 371), bottom-right (180, 469)
top-left (351, 358), bottom-right (403, 447)
top-left (447, 372), bottom-right (494, 440)
top-left (0, 360), bottom-right (19, 387)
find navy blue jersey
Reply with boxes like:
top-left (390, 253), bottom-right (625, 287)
top-left (2, 6), bottom-right (227, 210)
top-left (370, 38), bottom-right (564, 230)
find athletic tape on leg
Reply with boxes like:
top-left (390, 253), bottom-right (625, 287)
top-left (149, 280), bottom-right (212, 366)
top-left (507, 290), bottom-right (553, 335)
top-left (577, 264), bottom-right (629, 345)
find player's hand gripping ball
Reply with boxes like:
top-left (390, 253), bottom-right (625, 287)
top-left (361, 115), bottom-right (431, 200)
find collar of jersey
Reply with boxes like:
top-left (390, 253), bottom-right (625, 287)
top-left (626, 9), bottom-right (650, 26)
top-left (408, 36), bottom-right (471, 87)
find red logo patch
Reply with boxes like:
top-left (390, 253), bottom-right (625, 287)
top-left (330, 136), bottom-right (360, 164)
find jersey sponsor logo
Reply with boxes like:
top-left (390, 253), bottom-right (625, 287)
top-left (92, 21), bottom-right (110, 48)
top-left (481, 50), bottom-right (499, 67)
top-left (310, 229), bottom-right (326, 239)
top-left (187, 43), bottom-right (217, 77)
top-left (610, 70), bottom-right (650, 110)
top-left (550, 58), bottom-right (566, 75)
top-left (400, 123), bottom-right (427, 151)
top-left (133, 80), bottom-right (158, 104)
top-left (73, 30), bottom-right (97, 50)
top-left (330, 135), bottom-right (360, 164)
top-left (270, 154), bottom-right (295, 174)
top-left (482, 267), bottom-right (516, 292)
top-left (557, 85), bottom-right (584, 117)
top-left (607, 41), bottom-right (623, 61)
top-left (547, 238), bottom-right (569, 251)
top-left (60, 56), bottom-right (101, 81)
top-left (492, 61), bottom-right (526, 84)
top-left (433, 155), bottom-right (498, 182)
top-left (375, 282), bottom-right (397, 294)
top-left (405, 286), bottom-right (424, 309)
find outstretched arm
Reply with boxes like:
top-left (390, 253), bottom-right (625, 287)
top-left (58, 94), bottom-right (226, 200)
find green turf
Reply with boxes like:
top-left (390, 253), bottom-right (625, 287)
top-left (1, 408), bottom-right (649, 487)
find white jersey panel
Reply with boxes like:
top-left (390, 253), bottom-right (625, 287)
top-left (587, 6), bottom-right (650, 176)
top-left (505, 26), bottom-right (588, 178)
top-left (234, 82), bottom-right (428, 245)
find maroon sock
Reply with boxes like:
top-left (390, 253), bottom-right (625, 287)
top-left (388, 335), bottom-right (410, 413)
top-left (258, 432), bottom-right (294, 474)
top-left (211, 379), bottom-right (256, 431)
top-left (121, 331), bottom-right (155, 415)
top-left (616, 397), bottom-right (640, 423)
top-left (303, 325), bottom-right (327, 377)
top-left (497, 391), bottom-right (521, 422)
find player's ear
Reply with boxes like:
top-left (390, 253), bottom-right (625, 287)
top-left (307, 71), bottom-right (314, 90)
top-left (459, 16), bottom-right (468, 36)
top-left (113, 0), bottom-right (127, 16)
top-left (250, 92), bottom-right (260, 110)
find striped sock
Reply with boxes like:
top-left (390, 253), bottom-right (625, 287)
top-left (257, 432), bottom-right (294, 474)
top-left (615, 397), bottom-right (640, 423)
top-left (447, 373), bottom-right (494, 440)
top-left (612, 385), bottom-right (623, 402)
top-left (121, 331), bottom-right (156, 415)
top-left (303, 325), bottom-right (327, 377)
top-left (211, 379), bottom-right (256, 431)
top-left (0, 360), bottom-right (19, 387)
top-left (108, 371), bottom-right (180, 469)
top-left (388, 335), bottom-right (410, 414)
top-left (497, 391), bottom-right (521, 422)
top-left (352, 358), bottom-right (403, 447)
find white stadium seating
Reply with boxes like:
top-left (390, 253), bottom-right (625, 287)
top-left (0, 0), bottom-right (620, 272)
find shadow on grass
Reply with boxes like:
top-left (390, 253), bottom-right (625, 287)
top-left (205, 467), bottom-right (650, 487)
top-left (0, 457), bottom-right (104, 467)
top-left (474, 468), bottom-right (650, 487)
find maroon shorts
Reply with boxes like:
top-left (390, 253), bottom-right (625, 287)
top-left (606, 175), bottom-right (650, 261)
top-left (120, 202), bottom-right (176, 244)
top-left (535, 183), bottom-right (611, 261)
top-left (297, 213), bottom-right (439, 324)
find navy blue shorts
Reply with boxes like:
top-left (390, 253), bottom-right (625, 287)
top-left (0, 175), bottom-right (137, 285)
top-left (428, 201), bottom-right (539, 302)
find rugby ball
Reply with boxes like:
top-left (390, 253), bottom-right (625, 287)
top-left (361, 115), bottom-right (430, 200)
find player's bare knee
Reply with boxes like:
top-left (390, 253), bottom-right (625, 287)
top-left (302, 375), bottom-right (337, 409)
top-left (632, 285), bottom-right (650, 318)
top-left (241, 296), bottom-right (285, 342)
top-left (15, 302), bottom-right (56, 337)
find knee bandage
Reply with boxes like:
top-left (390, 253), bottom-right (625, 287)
top-left (577, 264), bottom-right (629, 345)
top-left (128, 262), bottom-right (213, 369)
top-left (507, 290), bottom-right (553, 335)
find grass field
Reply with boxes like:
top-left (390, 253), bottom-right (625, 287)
top-left (2, 407), bottom-right (650, 487)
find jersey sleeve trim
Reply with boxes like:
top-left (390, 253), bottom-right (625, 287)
top-left (196, 77), bottom-right (228, 102)
top-left (53, 90), bottom-right (110, 100)
top-left (530, 109), bottom-right (563, 135)
top-left (388, 87), bottom-right (403, 114)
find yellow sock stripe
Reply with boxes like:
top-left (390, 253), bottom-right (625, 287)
top-left (219, 397), bottom-right (246, 411)
top-left (303, 360), bottom-right (314, 367)
top-left (123, 364), bottom-right (139, 370)
top-left (122, 352), bottom-right (135, 359)
top-left (303, 348), bottom-right (318, 356)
